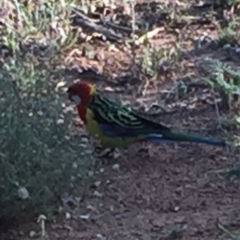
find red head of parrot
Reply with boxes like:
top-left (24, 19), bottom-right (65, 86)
top-left (67, 81), bottom-right (96, 123)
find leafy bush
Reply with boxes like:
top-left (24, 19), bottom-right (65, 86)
top-left (0, 0), bottom-right (94, 218)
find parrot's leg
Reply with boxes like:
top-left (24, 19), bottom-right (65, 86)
top-left (89, 138), bottom-right (114, 159)
top-left (136, 143), bottom-right (155, 157)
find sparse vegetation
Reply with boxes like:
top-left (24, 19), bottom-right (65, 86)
top-left (203, 58), bottom-right (240, 109)
top-left (0, 0), bottom-right (240, 239)
top-left (0, 0), bottom-right (94, 219)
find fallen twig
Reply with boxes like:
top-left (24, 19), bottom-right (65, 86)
top-left (71, 8), bottom-right (123, 42)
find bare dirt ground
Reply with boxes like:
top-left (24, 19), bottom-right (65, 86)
top-left (2, 109), bottom-right (239, 240)
top-left (1, 1), bottom-right (240, 239)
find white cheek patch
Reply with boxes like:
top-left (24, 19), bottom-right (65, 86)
top-left (71, 95), bottom-right (81, 105)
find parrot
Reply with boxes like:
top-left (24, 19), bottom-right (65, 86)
top-left (67, 81), bottom-right (226, 148)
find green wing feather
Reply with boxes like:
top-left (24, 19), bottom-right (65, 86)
top-left (88, 92), bottom-right (171, 137)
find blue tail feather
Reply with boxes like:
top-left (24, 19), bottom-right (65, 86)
top-left (146, 133), bottom-right (225, 146)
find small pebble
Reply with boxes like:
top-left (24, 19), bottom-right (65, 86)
top-left (65, 212), bottom-right (71, 219)
top-left (112, 163), bottom-right (120, 170)
top-left (96, 233), bottom-right (105, 239)
top-left (93, 190), bottom-right (103, 198)
top-left (29, 231), bottom-right (37, 238)
top-left (88, 171), bottom-right (94, 177)
top-left (94, 181), bottom-right (101, 187)
top-left (80, 214), bottom-right (90, 220)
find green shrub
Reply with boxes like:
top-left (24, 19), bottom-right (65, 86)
top-left (0, 0), bottom-right (94, 218)
top-left (0, 54), bottom-right (94, 218)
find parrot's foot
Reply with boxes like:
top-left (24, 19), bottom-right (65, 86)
top-left (94, 146), bottom-right (120, 165)
top-left (95, 147), bottom-right (114, 157)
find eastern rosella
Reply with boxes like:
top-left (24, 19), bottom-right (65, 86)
top-left (67, 81), bottom-right (225, 148)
